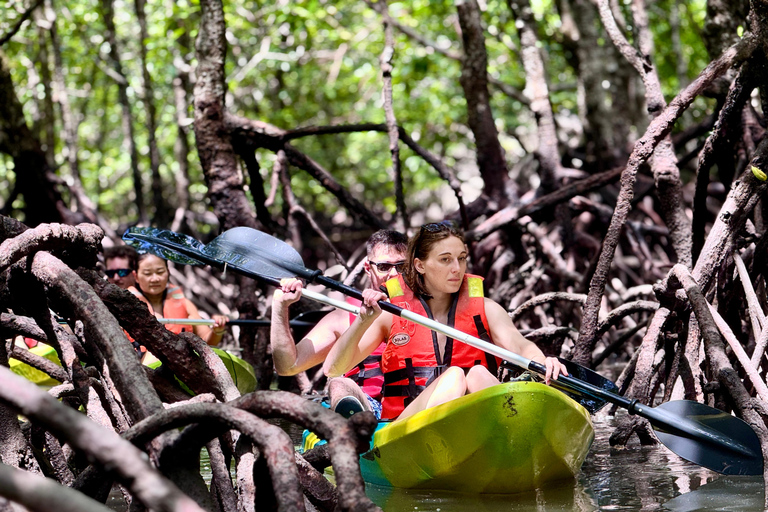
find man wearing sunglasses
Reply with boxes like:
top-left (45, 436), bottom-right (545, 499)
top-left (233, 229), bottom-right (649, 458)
top-left (103, 245), bottom-right (138, 290)
top-left (271, 229), bottom-right (408, 419)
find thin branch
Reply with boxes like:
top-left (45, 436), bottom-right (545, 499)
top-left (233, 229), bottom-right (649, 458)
top-left (596, 301), bottom-right (659, 339)
top-left (363, 0), bottom-right (529, 105)
top-left (124, 403), bottom-right (306, 511)
top-left (467, 166), bottom-right (624, 242)
top-left (226, 114), bottom-right (386, 230)
top-left (574, 34), bottom-right (758, 365)
top-left (0, 0), bottom-right (44, 47)
top-left (283, 122), bottom-right (469, 227)
top-left (510, 291), bottom-right (587, 321)
top-left (708, 303), bottom-right (768, 402)
top-left (666, 264), bottom-right (768, 461)
top-left (378, 2), bottom-right (408, 230)
top-left (734, 252), bottom-right (765, 340)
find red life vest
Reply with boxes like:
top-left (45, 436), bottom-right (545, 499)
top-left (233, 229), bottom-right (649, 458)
top-left (342, 297), bottom-right (386, 400)
top-left (132, 284), bottom-right (192, 334)
top-left (380, 273), bottom-right (499, 420)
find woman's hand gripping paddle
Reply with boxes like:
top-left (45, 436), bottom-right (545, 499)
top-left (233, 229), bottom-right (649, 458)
top-left (123, 226), bottom-right (765, 476)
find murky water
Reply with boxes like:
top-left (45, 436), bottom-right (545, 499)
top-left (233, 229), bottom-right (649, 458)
top-left (106, 412), bottom-right (765, 511)
top-left (364, 414), bottom-right (766, 512)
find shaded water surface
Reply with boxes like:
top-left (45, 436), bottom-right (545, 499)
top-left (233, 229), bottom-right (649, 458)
top-left (106, 414), bottom-right (765, 511)
top-left (365, 415), bottom-right (765, 511)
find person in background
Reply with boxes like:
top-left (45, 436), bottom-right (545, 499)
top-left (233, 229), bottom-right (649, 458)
top-left (128, 253), bottom-right (228, 347)
top-left (324, 221), bottom-right (568, 422)
top-left (103, 245), bottom-right (138, 289)
top-left (271, 229), bottom-right (408, 418)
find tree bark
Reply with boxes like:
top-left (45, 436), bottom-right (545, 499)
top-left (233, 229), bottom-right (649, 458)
top-left (379, 2), bottom-right (408, 231)
top-left (692, 139), bottom-right (768, 291)
top-left (100, 0), bottom-right (147, 224)
top-left (573, 35), bottom-right (758, 366)
top-left (507, 0), bottom-right (561, 192)
top-left (0, 51), bottom-right (78, 226)
top-left (168, 0), bottom-right (194, 233)
top-left (135, 0), bottom-right (168, 228)
top-left (0, 342), bottom-right (42, 476)
top-left (194, 0), bottom-right (258, 232)
top-left (455, 0), bottom-right (512, 206)
top-left (0, 368), bottom-right (205, 512)
top-left (597, 0), bottom-right (692, 267)
top-left (0, 462), bottom-right (111, 512)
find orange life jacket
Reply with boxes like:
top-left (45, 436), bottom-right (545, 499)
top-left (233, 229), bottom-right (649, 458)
top-left (132, 284), bottom-right (192, 334)
top-left (343, 297), bottom-right (385, 400)
top-left (380, 273), bottom-right (499, 420)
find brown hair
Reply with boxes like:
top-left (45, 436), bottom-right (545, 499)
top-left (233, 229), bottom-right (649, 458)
top-left (103, 245), bottom-right (139, 270)
top-left (366, 229), bottom-right (408, 257)
top-left (403, 221), bottom-right (465, 298)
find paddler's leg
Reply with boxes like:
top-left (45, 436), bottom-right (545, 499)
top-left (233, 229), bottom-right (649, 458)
top-left (465, 365), bottom-right (500, 393)
top-left (397, 366), bottom-right (467, 421)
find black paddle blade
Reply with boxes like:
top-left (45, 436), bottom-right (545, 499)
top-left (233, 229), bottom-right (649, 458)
top-left (204, 227), bottom-right (309, 280)
top-left (122, 227), bottom-right (207, 266)
top-left (651, 400), bottom-right (763, 476)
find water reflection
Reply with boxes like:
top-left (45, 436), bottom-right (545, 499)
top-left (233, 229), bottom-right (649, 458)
top-left (366, 481), bottom-right (596, 511)
top-left (104, 414), bottom-right (764, 511)
top-left (662, 475), bottom-right (765, 511)
top-left (365, 414), bottom-right (766, 511)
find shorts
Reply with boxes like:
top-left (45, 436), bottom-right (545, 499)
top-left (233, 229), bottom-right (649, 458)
top-left (365, 394), bottom-right (383, 420)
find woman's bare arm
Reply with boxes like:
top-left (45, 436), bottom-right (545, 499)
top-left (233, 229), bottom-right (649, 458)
top-left (484, 298), bottom-right (567, 383)
top-left (323, 290), bottom-right (390, 377)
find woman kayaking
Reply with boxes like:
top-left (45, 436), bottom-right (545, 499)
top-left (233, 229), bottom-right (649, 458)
top-left (128, 253), bottom-right (228, 347)
top-left (324, 220), bottom-right (568, 421)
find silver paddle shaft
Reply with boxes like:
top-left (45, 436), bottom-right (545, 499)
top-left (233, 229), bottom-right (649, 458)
top-left (300, 289), bottom-right (361, 315)
top-left (158, 318), bottom-right (218, 326)
top-left (298, 290), bottom-right (532, 370)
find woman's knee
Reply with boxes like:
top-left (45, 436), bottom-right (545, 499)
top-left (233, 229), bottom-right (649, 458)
top-left (466, 365), bottom-right (499, 392)
top-left (466, 365), bottom-right (493, 379)
top-left (442, 366), bottom-right (466, 381)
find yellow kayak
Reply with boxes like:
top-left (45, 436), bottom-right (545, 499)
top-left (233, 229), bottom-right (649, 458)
top-left (359, 381), bottom-right (594, 494)
top-left (9, 342), bottom-right (257, 395)
top-left (8, 343), bottom-right (63, 388)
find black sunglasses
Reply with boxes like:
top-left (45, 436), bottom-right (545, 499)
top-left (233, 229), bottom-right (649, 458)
top-left (105, 268), bottom-right (133, 278)
top-left (370, 261), bottom-right (406, 273)
top-left (421, 220), bottom-right (456, 233)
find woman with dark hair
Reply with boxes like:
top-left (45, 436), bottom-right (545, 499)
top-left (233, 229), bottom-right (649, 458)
top-left (324, 221), bottom-right (567, 422)
top-left (128, 253), bottom-right (228, 347)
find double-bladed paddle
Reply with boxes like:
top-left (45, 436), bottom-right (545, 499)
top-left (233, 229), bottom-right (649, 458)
top-left (123, 226), bottom-right (764, 476)
top-left (157, 318), bottom-right (317, 328)
top-left (123, 227), bottom-right (615, 413)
